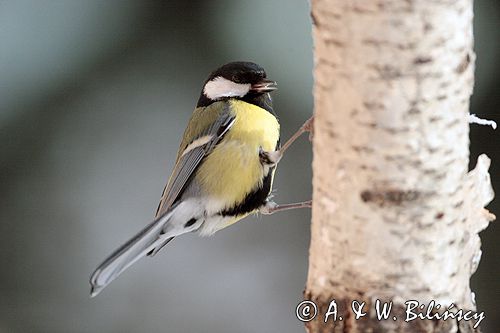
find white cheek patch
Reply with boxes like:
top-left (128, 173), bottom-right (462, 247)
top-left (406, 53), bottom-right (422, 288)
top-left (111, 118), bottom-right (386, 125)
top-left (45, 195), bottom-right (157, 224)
top-left (203, 76), bottom-right (251, 100)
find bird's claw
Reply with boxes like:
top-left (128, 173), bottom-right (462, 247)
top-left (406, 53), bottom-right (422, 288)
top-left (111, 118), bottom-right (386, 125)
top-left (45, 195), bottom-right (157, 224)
top-left (260, 201), bottom-right (278, 215)
top-left (302, 116), bottom-right (314, 141)
top-left (259, 200), bottom-right (312, 215)
top-left (259, 147), bottom-right (282, 166)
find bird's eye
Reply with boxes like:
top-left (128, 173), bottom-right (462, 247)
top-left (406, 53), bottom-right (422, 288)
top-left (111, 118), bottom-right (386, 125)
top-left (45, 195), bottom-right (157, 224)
top-left (231, 75), bottom-right (240, 83)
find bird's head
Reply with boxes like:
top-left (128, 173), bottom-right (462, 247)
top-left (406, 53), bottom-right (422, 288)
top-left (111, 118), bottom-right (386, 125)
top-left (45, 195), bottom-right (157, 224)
top-left (197, 61), bottom-right (277, 111)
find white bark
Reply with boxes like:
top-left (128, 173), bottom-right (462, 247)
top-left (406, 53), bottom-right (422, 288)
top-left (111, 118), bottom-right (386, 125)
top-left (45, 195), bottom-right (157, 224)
top-left (306, 0), bottom-right (495, 331)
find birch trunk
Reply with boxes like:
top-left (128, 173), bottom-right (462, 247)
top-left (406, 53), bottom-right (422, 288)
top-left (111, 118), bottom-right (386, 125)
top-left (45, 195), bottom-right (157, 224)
top-left (305, 0), bottom-right (495, 332)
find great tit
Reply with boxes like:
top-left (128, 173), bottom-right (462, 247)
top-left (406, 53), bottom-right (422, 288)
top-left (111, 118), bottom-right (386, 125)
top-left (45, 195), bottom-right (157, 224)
top-left (90, 61), bottom-right (283, 297)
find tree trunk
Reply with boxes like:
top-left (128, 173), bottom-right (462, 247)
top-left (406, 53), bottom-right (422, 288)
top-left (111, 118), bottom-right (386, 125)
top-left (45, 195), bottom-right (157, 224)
top-left (305, 0), bottom-right (495, 332)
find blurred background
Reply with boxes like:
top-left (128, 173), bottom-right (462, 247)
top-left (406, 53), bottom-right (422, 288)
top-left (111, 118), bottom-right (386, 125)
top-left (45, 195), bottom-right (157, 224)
top-left (0, 1), bottom-right (497, 332)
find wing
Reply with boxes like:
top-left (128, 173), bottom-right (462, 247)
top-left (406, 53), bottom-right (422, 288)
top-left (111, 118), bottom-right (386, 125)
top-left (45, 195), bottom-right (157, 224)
top-left (89, 108), bottom-right (235, 297)
top-left (155, 108), bottom-right (235, 216)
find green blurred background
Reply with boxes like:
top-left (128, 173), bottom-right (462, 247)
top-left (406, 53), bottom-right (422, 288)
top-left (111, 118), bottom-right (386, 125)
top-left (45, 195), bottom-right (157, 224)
top-left (0, 1), bottom-right (498, 332)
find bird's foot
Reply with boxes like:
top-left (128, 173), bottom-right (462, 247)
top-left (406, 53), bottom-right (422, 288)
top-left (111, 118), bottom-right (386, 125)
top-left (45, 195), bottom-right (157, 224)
top-left (303, 116), bottom-right (314, 142)
top-left (259, 147), bottom-right (282, 167)
top-left (259, 200), bottom-right (312, 215)
top-left (280, 116), bottom-right (314, 155)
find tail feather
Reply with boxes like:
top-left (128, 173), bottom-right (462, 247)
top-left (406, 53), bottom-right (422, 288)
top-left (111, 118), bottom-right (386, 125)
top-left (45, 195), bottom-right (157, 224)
top-left (89, 210), bottom-right (173, 297)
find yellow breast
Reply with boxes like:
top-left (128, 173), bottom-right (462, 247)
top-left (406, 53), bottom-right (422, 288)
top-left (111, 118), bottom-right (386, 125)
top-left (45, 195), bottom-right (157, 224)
top-left (195, 99), bottom-right (280, 209)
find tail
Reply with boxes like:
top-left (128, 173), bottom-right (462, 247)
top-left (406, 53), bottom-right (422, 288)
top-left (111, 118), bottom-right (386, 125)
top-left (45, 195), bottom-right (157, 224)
top-left (89, 210), bottom-right (174, 297)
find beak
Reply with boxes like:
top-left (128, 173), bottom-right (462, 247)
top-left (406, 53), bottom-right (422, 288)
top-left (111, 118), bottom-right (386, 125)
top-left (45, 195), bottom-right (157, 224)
top-left (250, 79), bottom-right (277, 93)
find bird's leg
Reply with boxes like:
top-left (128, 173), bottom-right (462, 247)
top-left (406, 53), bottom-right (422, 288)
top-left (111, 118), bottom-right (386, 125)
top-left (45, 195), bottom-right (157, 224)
top-left (259, 116), bottom-right (314, 167)
top-left (260, 200), bottom-right (312, 215)
top-left (279, 115), bottom-right (314, 156)
top-left (258, 116), bottom-right (315, 215)
top-left (259, 147), bottom-right (282, 166)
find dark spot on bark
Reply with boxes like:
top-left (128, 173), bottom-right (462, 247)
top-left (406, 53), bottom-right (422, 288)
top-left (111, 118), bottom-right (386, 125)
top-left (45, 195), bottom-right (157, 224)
top-left (374, 64), bottom-right (402, 80)
top-left (326, 129), bottom-right (336, 138)
top-left (363, 38), bottom-right (384, 46)
top-left (439, 81), bottom-right (450, 88)
top-left (352, 145), bottom-right (374, 153)
top-left (433, 37), bottom-right (446, 47)
top-left (435, 172), bottom-right (446, 181)
top-left (325, 38), bottom-right (345, 47)
top-left (361, 189), bottom-right (421, 206)
top-left (389, 228), bottom-right (405, 236)
top-left (383, 126), bottom-right (408, 134)
top-left (414, 56), bottom-right (432, 65)
top-left (427, 146), bottom-right (438, 154)
top-left (435, 212), bottom-right (444, 219)
top-left (397, 41), bottom-right (416, 50)
top-left (360, 191), bottom-right (372, 202)
top-left (456, 53), bottom-right (471, 74)
top-left (363, 101), bottom-right (384, 110)
top-left (310, 11), bottom-right (318, 26)
top-left (407, 107), bottom-right (421, 115)
top-left (443, 148), bottom-right (454, 155)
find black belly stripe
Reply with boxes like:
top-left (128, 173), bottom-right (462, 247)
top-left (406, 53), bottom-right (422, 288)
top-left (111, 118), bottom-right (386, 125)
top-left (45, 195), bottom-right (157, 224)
top-left (220, 169), bottom-right (274, 217)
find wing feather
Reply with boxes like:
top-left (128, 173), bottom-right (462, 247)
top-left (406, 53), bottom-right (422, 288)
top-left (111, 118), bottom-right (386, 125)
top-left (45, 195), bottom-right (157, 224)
top-left (89, 109), bottom-right (235, 296)
top-left (156, 111), bottom-right (235, 215)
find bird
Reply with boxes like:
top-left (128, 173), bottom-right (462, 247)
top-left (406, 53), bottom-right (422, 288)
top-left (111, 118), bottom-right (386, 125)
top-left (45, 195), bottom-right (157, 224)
top-left (89, 61), bottom-right (312, 297)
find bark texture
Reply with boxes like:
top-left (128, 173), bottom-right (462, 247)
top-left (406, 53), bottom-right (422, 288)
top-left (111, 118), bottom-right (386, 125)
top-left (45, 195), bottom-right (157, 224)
top-left (306, 0), bottom-right (495, 332)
